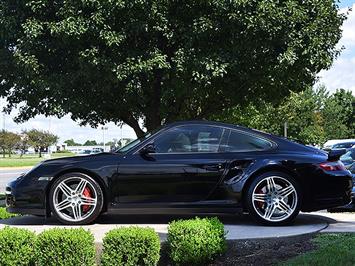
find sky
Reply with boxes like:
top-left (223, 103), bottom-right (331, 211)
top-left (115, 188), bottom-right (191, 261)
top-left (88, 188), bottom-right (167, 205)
top-left (1, 0), bottom-right (355, 144)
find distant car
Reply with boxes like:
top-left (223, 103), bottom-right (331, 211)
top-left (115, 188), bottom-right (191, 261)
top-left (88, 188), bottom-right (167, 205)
top-left (340, 148), bottom-right (355, 167)
top-left (323, 140), bottom-right (355, 152)
top-left (77, 150), bottom-right (92, 156)
top-left (6, 121), bottom-right (353, 226)
top-left (91, 148), bottom-right (104, 154)
top-left (331, 142), bottom-right (355, 151)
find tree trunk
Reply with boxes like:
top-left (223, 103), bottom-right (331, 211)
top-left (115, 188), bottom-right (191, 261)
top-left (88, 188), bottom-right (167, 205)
top-left (39, 149), bottom-right (42, 158)
top-left (124, 116), bottom-right (145, 138)
top-left (145, 70), bottom-right (162, 132)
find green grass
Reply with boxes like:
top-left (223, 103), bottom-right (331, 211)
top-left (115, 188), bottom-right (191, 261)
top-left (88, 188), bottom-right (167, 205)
top-left (282, 233), bottom-right (355, 266)
top-left (0, 153), bottom-right (75, 167)
top-left (0, 207), bottom-right (18, 219)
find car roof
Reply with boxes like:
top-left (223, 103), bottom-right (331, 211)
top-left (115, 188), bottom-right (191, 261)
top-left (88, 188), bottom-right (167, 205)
top-left (165, 120), bottom-right (250, 131)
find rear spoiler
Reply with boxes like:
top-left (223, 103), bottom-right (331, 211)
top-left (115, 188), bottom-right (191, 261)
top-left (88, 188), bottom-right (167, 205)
top-left (328, 149), bottom-right (347, 161)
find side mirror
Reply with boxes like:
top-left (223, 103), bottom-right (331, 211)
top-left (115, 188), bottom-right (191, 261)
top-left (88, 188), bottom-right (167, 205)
top-left (139, 143), bottom-right (156, 155)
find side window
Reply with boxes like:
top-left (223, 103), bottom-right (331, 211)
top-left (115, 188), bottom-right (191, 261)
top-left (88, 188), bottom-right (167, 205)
top-left (154, 125), bottom-right (224, 153)
top-left (224, 130), bottom-right (272, 152)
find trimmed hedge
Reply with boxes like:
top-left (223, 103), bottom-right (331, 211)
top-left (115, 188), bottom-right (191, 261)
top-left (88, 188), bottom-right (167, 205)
top-left (0, 207), bottom-right (18, 219)
top-left (101, 226), bottom-right (160, 266)
top-left (168, 217), bottom-right (226, 265)
top-left (0, 227), bottom-right (36, 266)
top-left (36, 228), bottom-right (95, 266)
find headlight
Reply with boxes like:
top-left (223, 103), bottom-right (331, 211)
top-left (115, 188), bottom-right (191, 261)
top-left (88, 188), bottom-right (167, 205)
top-left (17, 162), bottom-right (43, 180)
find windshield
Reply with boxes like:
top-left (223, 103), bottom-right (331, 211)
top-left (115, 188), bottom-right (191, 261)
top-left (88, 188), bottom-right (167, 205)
top-left (116, 132), bottom-right (152, 153)
top-left (333, 142), bottom-right (355, 149)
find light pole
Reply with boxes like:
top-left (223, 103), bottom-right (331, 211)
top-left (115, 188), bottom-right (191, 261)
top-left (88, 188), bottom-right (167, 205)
top-left (0, 97), bottom-right (5, 131)
top-left (101, 126), bottom-right (108, 151)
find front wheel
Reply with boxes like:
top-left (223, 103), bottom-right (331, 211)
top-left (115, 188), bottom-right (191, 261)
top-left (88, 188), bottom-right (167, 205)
top-left (49, 172), bottom-right (104, 225)
top-left (245, 172), bottom-right (301, 225)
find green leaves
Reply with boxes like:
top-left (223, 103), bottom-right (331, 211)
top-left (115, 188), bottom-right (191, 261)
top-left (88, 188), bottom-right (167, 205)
top-left (214, 86), bottom-right (355, 145)
top-left (36, 228), bottom-right (96, 266)
top-left (168, 217), bottom-right (226, 265)
top-left (101, 226), bottom-right (160, 266)
top-left (0, 227), bottom-right (36, 266)
top-left (0, 0), bottom-right (346, 135)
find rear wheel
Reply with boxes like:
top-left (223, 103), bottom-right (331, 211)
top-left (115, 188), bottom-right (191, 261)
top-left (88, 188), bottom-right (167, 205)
top-left (245, 172), bottom-right (301, 225)
top-left (49, 172), bottom-right (104, 225)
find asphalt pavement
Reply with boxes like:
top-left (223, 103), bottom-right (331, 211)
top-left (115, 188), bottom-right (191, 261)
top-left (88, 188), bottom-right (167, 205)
top-left (0, 168), bottom-right (30, 192)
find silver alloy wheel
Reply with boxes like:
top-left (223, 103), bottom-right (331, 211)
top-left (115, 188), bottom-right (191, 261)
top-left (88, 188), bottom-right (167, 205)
top-left (53, 176), bottom-right (98, 222)
top-left (252, 176), bottom-right (298, 222)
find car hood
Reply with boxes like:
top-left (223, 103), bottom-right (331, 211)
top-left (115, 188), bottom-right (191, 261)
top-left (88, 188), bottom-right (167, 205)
top-left (40, 152), bottom-right (121, 165)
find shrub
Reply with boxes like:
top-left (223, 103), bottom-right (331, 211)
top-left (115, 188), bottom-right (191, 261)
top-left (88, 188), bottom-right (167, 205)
top-left (0, 227), bottom-right (36, 266)
top-left (101, 226), bottom-right (160, 266)
top-left (168, 217), bottom-right (226, 265)
top-left (36, 228), bottom-right (95, 266)
top-left (0, 207), bottom-right (18, 219)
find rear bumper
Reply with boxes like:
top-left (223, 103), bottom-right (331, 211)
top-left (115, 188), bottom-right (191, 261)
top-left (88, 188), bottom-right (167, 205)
top-left (328, 184), bottom-right (355, 211)
top-left (302, 171), bottom-right (353, 212)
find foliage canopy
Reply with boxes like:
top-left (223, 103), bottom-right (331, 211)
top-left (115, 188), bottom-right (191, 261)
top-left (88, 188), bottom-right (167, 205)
top-left (0, 0), bottom-right (345, 136)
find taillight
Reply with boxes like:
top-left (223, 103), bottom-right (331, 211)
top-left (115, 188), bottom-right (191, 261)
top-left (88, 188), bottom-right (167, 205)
top-left (319, 161), bottom-right (346, 171)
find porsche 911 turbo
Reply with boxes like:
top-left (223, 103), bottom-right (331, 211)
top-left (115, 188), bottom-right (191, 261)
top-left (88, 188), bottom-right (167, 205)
top-left (6, 121), bottom-right (353, 225)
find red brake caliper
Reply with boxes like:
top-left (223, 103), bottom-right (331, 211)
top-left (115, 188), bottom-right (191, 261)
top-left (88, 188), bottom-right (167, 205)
top-left (256, 188), bottom-right (265, 209)
top-left (82, 187), bottom-right (92, 212)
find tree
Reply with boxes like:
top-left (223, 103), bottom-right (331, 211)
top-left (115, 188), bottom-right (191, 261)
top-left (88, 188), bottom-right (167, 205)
top-left (64, 139), bottom-right (82, 146)
top-left (0, 131), bottom-right (6, 157)
top-left (214, 86), bottom-right (354, 145)
top-left (83, 140), bottom-right (98, 146)
top-left (0, 0), bottom-right (345, 137)
top-left (27, 129), bottom-right (59, 157)
top-left (322, 89), bottom-right (355, 139)
top-left (18, 131), bottom-right (30, 157)
top-left (0, 130), bottom-right (21, 157)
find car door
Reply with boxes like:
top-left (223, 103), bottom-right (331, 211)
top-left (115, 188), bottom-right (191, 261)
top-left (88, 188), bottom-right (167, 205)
top-left (114, 124), bottom-right (229, 204)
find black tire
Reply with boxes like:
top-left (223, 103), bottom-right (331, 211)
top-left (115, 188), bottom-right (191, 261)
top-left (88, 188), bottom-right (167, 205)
top-left (245, 171), bottom-right (301, 226)
top-left (49, 172), bottom-right (104, 225)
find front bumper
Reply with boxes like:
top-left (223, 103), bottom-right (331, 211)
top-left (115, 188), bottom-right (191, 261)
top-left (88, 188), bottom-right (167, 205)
top-left (6, 177), bottom-right (47, 216)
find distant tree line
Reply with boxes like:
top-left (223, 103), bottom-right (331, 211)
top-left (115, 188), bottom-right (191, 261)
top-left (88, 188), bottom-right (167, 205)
top-left (64, 139), bottom-right (125, 148)
top-left (0, 129), bottom-right (58, 158)
top-left (214, 86), bottom-right (354, 146)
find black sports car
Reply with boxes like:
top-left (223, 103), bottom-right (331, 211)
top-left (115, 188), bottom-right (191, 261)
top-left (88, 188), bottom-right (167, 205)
top-left (6, 121), bottom-right (353, 225)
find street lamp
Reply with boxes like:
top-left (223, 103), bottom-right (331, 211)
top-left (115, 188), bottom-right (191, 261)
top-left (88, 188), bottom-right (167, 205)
top-left (101, 126), bottom-right (108, 151)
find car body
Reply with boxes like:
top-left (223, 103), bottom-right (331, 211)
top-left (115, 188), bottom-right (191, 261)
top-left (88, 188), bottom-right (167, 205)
top-left (328, 162), bottom-right (355, 212)
top-left (6, 121), bottom-right (353, 225)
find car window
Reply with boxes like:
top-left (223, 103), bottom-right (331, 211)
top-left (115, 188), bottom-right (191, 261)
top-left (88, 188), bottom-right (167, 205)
top-left (340, 149), bottom-right (355, 161)
top-left (333, 142), bottom-right (355, 149)
top-left (223, 130), bottom-right (273, 152)
top-left (154, 125), bottom-right (224, 153)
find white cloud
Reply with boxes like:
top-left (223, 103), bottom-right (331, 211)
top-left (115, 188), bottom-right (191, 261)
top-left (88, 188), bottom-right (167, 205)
top-left (317, 4), bottom-right (355, 94)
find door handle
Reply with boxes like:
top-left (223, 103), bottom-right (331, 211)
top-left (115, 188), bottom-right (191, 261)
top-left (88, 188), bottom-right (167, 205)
top-left (203, 163), bottom-right (224, 171)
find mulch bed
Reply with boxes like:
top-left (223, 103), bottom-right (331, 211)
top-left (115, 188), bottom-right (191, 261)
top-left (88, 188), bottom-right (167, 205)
top-left (158, 234), bottom-right (316, 266)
